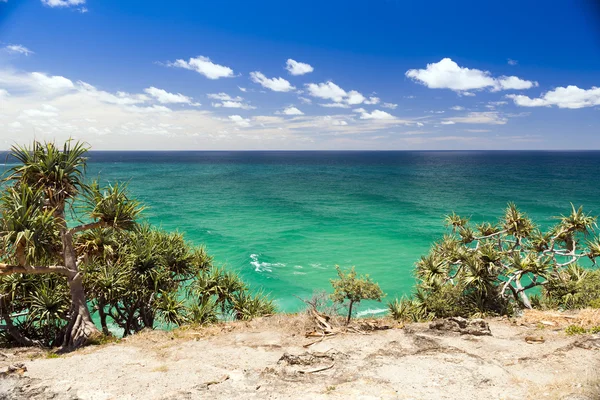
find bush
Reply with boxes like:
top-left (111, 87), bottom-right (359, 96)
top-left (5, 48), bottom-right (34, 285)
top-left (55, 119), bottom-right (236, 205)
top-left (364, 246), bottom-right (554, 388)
top-left (389, 204), bottom-right (600, 322)
top-left (330, 266), bottom-right (383, 324)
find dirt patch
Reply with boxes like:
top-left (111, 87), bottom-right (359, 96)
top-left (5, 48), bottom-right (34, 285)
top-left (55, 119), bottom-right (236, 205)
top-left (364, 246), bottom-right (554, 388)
top-left (0, 314), bottom-right (599, 399)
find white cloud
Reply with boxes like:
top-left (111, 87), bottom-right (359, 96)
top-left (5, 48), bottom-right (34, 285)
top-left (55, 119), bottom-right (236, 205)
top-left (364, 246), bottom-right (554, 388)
top-left (494, 76), bottom-right (537, 91)
top-left (508, 59), bottom-right (518, 66)
top-left (332, 120), bottom-right (348, 126)
top-left (319, 103), bottom-right (350, 108)
top-left (228, 115), bottom-right (251, 127)
top-left (212, 100), bottom-right (255, 110)
top-left (305, 81), bottom-right (383, 107)
top-left (41, 0), bottom-right (85, 7)
top-left (381, 103), bottom-right (397, 109)
top-left (20, 104), bottom-right (59, 118)
top-left (443, 112), bottom-right (507, 125)
top-left (279, 106), bottom-right (304, 115)
top-left (238, 87), bottom-right (247, 92)
top-left (79, 82), bottom-right (149, 105)
top-left (31, 72), bottom-right (74, 91)
top-left (144, 87), bottom-right (197, 105)
top-left (207, 93), bottom-right (242, 102)
top-left (286, 59), bottom-right (314, 76)
top-left (250, 71), bottom-right (295, 92)
top-left (359, 110), bottom-right (396, 120)
top-left (506, 86), bottom-right (600, 109)
top-left (0, 89), bottom-right (9, 98)
top-left (305, 81), bottom-right (347, 102)
top-left (450, 106), bottom-right (464, 111)
top-left (346, 90), bottom-right (366, 105)
top-left (4, 45), bottom-right (34, 56)
top-left (299, 96), bottom-right (312, 104)
top-left (406, 58), bottom-right (537, 93)
top-left (352, 108), bottom-right (366, 113)
top-left (441, 121), bottom-right (456, 125)
top-left (168, 56), bottom-right (234, 80)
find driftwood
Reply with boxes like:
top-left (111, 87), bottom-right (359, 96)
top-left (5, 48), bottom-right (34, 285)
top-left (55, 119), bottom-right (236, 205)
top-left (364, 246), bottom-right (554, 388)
top-left (204, 374), bottom-right (230, 388)
top-left (298, 361), bottom-right (335, 374)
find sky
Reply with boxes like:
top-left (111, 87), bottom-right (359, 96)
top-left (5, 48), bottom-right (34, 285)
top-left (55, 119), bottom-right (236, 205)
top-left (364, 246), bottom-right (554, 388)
top-left (0, 0), bottom-right (599, 150)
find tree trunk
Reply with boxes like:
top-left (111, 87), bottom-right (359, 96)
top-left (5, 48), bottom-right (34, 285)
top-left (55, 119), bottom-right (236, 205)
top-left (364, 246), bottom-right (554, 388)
top-left (346, 301), bottom-right (354, 325)
top-left (57, 210), bottom-right (101, 350)
top-left (98, 300), bottom-right (110, 336)
top-left (62, 274), bottom-right (100, 349)
top-left (0, 298), bottom-right (43, 347)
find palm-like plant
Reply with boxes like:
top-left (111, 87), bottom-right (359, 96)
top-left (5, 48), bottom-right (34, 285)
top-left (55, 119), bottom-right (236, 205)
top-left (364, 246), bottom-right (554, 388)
top-left (0, 140), bottom-right (142, 349)
top-left (389, 203), bottom-right (600, 322)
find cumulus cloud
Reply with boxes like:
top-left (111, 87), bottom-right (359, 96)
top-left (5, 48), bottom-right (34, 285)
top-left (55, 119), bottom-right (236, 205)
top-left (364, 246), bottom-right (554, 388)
top-left (506, 85), bottom-right (600, 109)
top-left (250, 71), bottom-right (295, 92)
top-left (144, 87), bottom-right (197, 105)
top-left (4, 45), bottom-right (34, 56)
top-left (346, 90), bottom-right (366, 105)
top-left (41, 0), bottom-right (85, 7)
top-left (319, 103), bottom-right (350, 108)
top-left (382, 103), bottom-right (397, 109)
top-left (450, 106), bottom-right (464, 111)
top-left (443, 112), bottom-right (507, 125)
top-left (306, 81), bottom-right (347, 102)
top-left (299, 96), bottom-right (312, 104)
top-left (406, 58), bottom-right (537, 93)
top-left (359, 110), bottom-right (396, 120)
top-left (212, 100), bottom-right (255, 110)
top-left (31, 72), bottom-right (74, 91)
top-left (228, 115), bottom-right (251, 127)
top-left (168, 56), bottom-right (234, 80)
top-left (280, 106), bottom-right (304, 115)
top-left (364, 97), bottom-right (380, 105)
top-left (286, 59), bottom-right (314, 76)
top-left (207, 93), bottom-right (242, 101)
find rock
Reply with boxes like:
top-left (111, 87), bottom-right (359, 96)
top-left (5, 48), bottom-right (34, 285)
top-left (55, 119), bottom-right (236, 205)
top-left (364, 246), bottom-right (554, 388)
top-left (429, 317), bottom-right (492, 336)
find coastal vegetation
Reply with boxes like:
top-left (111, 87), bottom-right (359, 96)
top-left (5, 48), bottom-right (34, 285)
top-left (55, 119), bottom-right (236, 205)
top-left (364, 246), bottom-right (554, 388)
top-left (330, 266), bottom-right (383, 324)
top-left (0, 141), bottom-right (273, 349)
top-left (389, 203), bottom-right (600, 321)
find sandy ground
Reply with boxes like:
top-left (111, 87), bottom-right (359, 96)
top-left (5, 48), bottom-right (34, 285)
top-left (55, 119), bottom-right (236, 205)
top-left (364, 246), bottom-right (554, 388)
top-left (0, 312), bottom-right (599, 400)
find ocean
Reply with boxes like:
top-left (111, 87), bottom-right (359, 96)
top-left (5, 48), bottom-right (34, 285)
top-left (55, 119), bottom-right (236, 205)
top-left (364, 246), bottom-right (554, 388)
top-left (5, 151), bottom-right (600, 315)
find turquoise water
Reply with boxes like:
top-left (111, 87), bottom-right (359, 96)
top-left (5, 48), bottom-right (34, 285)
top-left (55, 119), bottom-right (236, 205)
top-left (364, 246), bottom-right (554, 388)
top-left (75, 151), bottom-right (600, 314)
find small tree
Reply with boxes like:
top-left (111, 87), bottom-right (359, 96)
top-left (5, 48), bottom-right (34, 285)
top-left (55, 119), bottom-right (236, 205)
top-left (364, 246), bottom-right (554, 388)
top-left (330, 266), bottom-right (383, 324)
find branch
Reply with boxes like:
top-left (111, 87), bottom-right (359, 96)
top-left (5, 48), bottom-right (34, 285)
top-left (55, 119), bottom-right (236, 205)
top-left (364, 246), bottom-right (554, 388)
top-left (68, 221), bottom-right (106, 236)
top-left (474, 229), bottom-right (508, 241)
top-left (0, 264), bottom-right (71, 276)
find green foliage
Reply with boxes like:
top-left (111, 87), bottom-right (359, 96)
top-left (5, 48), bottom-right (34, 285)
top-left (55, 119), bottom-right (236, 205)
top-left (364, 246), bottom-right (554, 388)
top-left (565, 325), bottom-right (587, 335)
top-left (543, 267), bottom-right (600, 310)
top-left (330, 266), bottom-right (383, 323)
top-left (0, 275), bottom-right (69, 347)
top-left (390, 203), bottom-right (600, 322)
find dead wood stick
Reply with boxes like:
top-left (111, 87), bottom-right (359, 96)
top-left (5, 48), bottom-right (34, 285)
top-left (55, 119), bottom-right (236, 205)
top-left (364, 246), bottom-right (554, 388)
top-left (298, 361), bottom-right (335, 374)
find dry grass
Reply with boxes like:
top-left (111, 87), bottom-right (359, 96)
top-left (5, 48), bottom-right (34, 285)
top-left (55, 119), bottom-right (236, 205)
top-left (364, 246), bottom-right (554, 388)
top-left (520, 308), bottom-right (600, 329)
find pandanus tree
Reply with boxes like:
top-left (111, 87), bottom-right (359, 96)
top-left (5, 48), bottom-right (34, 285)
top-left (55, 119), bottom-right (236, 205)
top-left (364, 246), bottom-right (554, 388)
top-left (389, 203), bottom-right (600, 321)
top-left (0, 141), bottom-right (141, 349)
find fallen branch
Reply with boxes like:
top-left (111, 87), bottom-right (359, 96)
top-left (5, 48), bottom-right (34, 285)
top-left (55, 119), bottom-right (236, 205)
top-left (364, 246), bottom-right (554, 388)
top-left (298, 361), bottom-right (335, 374)
top-left (204, 374), bottom-right (230, 388)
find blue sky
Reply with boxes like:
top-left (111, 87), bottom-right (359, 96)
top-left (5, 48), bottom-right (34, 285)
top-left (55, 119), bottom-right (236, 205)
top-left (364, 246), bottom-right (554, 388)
top-left (0, 0), bottom-right (598, 150)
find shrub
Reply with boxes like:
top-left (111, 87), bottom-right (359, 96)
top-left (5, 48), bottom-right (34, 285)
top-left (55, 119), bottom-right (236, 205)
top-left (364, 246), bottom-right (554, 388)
top-left (330, 266), bottom-right (383, 324)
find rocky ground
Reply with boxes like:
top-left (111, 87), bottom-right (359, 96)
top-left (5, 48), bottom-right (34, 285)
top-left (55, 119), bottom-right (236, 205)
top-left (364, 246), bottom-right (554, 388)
top-left (0, 310), bottom-right (599, 400)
